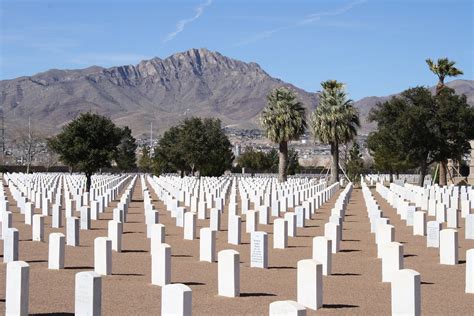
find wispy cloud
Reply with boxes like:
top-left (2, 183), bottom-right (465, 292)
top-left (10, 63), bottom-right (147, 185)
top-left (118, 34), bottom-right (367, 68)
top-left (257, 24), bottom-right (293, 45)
top-left (299, 0), bottom-right (367, 25)
top-left (69, 53), bottom-right (150, 66)
top-left (163, 0), bottom-right (213, 43)
top-left (236, 0), bottom-right (367, 46)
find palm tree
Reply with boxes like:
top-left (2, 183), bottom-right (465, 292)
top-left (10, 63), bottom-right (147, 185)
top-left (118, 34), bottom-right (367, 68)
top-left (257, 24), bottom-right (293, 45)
top-left (261, 87), bottom-right (307, 182)
top-left (311, 80), bottom-right (360, 184)
top-left (426, 58), bottom-right (463, 94)
top-left (426, 58), bottom-right (464, 185)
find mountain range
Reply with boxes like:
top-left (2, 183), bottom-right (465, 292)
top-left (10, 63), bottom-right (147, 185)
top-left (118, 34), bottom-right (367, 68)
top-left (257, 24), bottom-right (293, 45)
top-left (0, 48), bottom-right (472, 137)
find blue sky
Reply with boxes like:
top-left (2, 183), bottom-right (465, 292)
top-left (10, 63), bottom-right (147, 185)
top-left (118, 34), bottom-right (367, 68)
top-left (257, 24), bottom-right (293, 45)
top-left (0, 0), bottom-right (472, 99)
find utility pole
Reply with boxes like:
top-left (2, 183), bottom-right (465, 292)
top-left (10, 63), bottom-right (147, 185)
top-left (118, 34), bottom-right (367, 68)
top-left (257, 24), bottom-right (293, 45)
top-left (149, 122), bottom-right (153, 157)
top-left (0, 103), bottom-right (4, 161)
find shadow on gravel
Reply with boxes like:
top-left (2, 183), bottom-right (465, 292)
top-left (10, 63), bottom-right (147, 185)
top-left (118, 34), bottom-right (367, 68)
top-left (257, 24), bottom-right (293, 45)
top-left (122, 249), bottom-right (147, 253)
top-left (31, 313), bottom-right (74, 316)
top-left (26, 259), bottom-right (47, 263)
top-left (323, 304), bottom-right (359, 309)
top-left (268, 266), bottom-right (296, 270)
top-left (65, 266), bottom-right (94, 270)
top-left (179, 282), bottom-right (206, 286)
top-left (240, 292), bottom-right (276, 297)
top-left (113, 273), bottom-right (144, 276)
top-left (332, 273), bottom-right (361, 276)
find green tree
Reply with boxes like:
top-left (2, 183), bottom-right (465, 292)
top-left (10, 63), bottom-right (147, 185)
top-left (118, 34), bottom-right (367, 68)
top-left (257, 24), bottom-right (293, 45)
top-left (287, 148), bottom-right (300, 175)
top-left (367, 128), bottom-right (414, 182)
top-left (369, 87), bottom-right (453, 186)
top-left (138, 146), bottom-right (153, 172)
top-left (346, 142), bottom-right (364, 183)
top-left (48, 113), bottom-right (122, 192)
top-left (237, 147), bottom-right (272, 173)
top-left (154, 126), bottom-right (189, 176)
top-left (115, 126), bottom-right (137, 171)
top-left (261, 87), bottom-right (307, 182)
top-left (153, 117), bottom-right (233, 177)
top-left (426, 57), bottom-right (464, 185)
top-left (310, 80), bottom-right (360, 184)
top-left (434, 87), bottom-right (474, 182)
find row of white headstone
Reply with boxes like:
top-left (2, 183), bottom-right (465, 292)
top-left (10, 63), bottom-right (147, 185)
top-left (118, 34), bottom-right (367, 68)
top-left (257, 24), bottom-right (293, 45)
top-left (143, 173), bottom-right (351, 315)
top-left (369, 179), bottom-right (474, 298)
top-left (268, 182), bottom-right (354, 315)
top-left (2, 173), bottom-right (138, 315)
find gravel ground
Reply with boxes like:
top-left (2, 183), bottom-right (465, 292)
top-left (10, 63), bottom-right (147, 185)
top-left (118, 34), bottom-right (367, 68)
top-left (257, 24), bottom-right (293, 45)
top-left (0, 179), bottom-right (472, 315)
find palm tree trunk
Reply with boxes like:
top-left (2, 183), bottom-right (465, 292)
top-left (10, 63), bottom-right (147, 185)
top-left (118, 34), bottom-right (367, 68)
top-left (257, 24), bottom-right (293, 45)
top-left (85, 171), bottom-right (92, 193)
top-left (418, 160), bottom-right (427, 187)
top-left (330, 141), bottom-right (339, 184)
top-left (439, 161), bottom-right (447, 186)
top-left (278, 141), bottom-right (288, 183)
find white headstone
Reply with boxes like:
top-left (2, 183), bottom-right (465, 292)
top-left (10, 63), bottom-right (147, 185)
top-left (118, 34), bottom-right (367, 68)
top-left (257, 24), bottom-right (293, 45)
top-left (447, 208), bottom-right (459, 228)
top-left (48, 233), bottom-right (65, 269)
top-left (250, 231), bottom-right (268, 269)
top-left (466, 214), bottom-right (474, 240)
top-left (228, 215), bottom-right (241, 245)
top-left (151, 224), bottom-right (166, 255)
top-left (312, 236), bottom-right (332, 276)
top-left (52, 204), bottom-right (62, 228)
top-left (210, 208), bottom-right (221, 231)
top-left (108, 220), bottom-right (123, 252)
top-left (246, 210), bottom-right (258, 233)
top-left (94, 237), bottom-right (112, 275)
top-left (273, 218), bottom-right (288, 249)
top-left (24, 202), bottom-right (33, 225)
top-left (466, 249), bottom-right (474, 294)
top-left (199, 228), bottom-right (216, 262)
top-left (80, 206), bottom-right (91, 230)
top-left (32, 214), bottom-right (45, 242)
top-left (413, 211), bottom-right (426, 236)
top-left (297, 259), bottom-right (323, 310)
top-left (67, 217), bottom-right (80, 246)
top-left (152, 243), bottom-right (171, 286)
top-left (381, 242), bottom-right (403, 283)
top-left (184, 212), bottom-right (196, 240)
top-left (391, 269), bottom-right (420, 316)
top-left (161, 283), bottom-right (192, 316)
top-left (427, 221), bottom-right (441, 248)
top-left (440, 229), bottom-right (458, 265)
top-left (324, 222), bottom-right (340, 254)
top-left (3, 228), bottom-right (19, 263)
top-left (75, 271), bottom-right (102, 316)
top-left (6, 261), bottom-right (29, 316)
top-left (269, 300), bottom-right (306, 316)
top-left (284, 212), bottom-right (297, 237)
top-left (218, 249), bottom-right (240, 297)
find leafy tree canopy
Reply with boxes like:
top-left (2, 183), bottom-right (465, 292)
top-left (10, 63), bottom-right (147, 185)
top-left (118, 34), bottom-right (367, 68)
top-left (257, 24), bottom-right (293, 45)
top-left (368, 86), bottom-right (474, 185)
top-left (153, 117), bottom-right (234, 177)
top-left (115, 126), bottom-right (137, 171)
top-left (48, 112), bottom-right (124, 191)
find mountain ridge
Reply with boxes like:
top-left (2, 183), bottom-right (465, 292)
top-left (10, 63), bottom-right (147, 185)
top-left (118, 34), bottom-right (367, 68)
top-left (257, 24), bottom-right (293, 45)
top-left (0, 48), bottom-right (472, 137)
